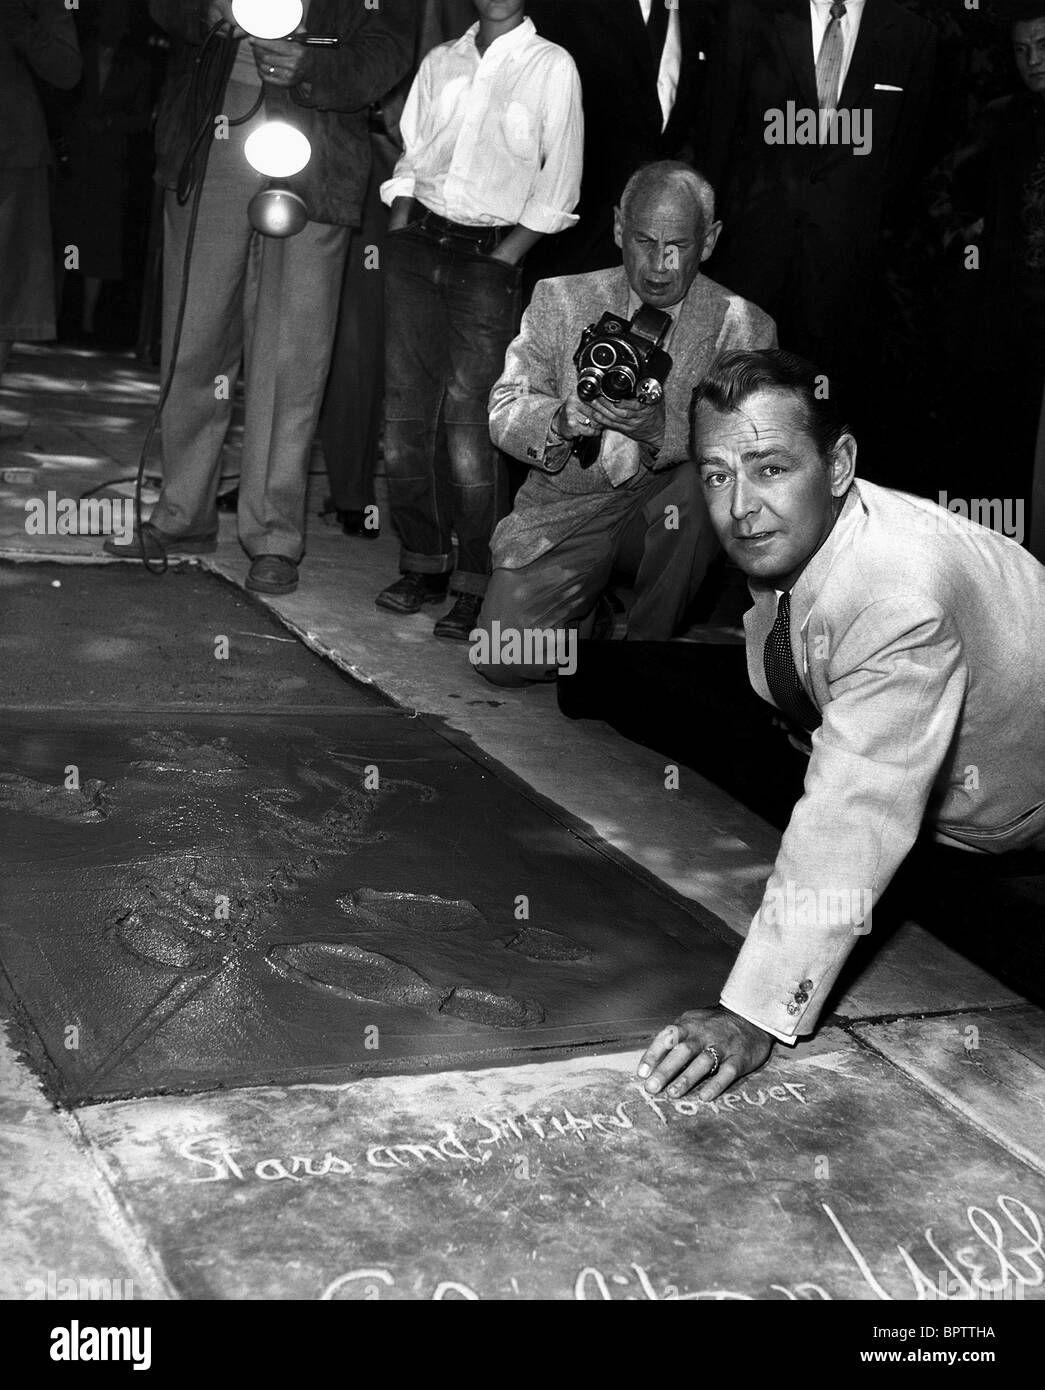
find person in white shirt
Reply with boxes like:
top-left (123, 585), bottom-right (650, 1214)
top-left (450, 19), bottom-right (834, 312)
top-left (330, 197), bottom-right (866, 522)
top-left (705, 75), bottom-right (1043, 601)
top-left (375, 0), bottom-right (583, 642)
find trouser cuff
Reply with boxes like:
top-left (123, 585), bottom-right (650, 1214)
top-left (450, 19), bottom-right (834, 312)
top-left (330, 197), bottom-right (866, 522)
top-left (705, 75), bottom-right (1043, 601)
top-left (400, 548), bottom-right (453, 576)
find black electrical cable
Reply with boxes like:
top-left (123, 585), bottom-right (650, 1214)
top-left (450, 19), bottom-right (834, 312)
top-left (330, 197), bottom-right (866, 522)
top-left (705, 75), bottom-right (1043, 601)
top-left (124, 19), bottom-right (260, 575)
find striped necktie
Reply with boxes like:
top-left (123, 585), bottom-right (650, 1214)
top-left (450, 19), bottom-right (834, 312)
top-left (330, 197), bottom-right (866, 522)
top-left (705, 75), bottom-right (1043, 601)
top-left (816, 2), bottom-right (847, 112)
top-left (763, 591), bottom-right (822, 733)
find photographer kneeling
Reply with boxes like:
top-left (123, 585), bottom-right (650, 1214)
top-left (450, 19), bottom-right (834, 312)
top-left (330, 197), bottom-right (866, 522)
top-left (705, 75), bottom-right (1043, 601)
top-left (474, 161), bottom-right (776, 686)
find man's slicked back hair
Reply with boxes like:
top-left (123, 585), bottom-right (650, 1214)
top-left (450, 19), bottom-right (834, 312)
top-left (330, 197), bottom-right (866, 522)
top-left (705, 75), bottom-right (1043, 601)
top-left (689, 348), bottom-right (851, 461)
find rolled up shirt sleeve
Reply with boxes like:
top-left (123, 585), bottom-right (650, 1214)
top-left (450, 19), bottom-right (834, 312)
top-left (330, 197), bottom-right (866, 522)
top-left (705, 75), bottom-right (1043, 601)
top-left (720, 596), bottom-right (968, 1040)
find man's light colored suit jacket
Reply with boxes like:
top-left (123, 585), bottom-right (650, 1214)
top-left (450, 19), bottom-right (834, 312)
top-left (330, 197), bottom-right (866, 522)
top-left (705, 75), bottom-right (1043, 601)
top-left (488, 267), bottom-right (775, 569)
top-left (721, 481), bottom-right (1045, 1041)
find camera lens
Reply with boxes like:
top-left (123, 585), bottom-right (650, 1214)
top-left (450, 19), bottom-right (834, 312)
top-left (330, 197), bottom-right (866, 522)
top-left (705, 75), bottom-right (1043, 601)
top-left (589, 342), bottom-right (618, 370)
top-left (604, 366), bottom-right (636, 400)
top-left (577, 372), bottom-right (601, 401)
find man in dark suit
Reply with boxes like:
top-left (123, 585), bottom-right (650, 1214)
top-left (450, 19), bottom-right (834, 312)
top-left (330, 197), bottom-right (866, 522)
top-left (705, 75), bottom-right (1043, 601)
top-left (528, 0), bottom-right (716, 276)
top-left (696, 0), bottom-right (935, 414)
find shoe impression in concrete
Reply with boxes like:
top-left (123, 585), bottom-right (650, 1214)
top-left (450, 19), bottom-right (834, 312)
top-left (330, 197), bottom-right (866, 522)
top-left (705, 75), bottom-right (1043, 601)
top-left (0, 563), bottom-right (736, 1104)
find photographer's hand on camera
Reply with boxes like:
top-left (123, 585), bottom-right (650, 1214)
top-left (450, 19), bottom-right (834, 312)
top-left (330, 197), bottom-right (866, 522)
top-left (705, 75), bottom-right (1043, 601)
top-left (552, 395), bottom-right (604, 442)
top-left (586, 394), bottom-right (666, 452)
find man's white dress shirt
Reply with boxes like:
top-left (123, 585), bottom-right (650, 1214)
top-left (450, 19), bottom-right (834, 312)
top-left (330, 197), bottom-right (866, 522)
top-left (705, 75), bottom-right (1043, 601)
top-left (381, 18), bottom-right (583, 234)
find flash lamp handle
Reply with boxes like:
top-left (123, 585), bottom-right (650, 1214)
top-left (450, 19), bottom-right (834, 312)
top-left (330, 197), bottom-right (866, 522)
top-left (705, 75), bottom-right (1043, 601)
top-left (295, 34), bottom-right (340, 46)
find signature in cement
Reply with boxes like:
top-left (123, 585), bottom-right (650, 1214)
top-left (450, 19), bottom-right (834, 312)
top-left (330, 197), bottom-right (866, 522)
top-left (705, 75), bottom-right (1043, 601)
top-left (314, 1196), bottom-right (1043, 1301)
top-left (823, 1193), bottom-right (1043, 1301)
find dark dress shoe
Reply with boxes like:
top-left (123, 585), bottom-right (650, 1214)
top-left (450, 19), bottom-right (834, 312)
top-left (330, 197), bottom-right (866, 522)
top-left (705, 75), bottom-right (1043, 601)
top-left (375, 572), bottom-right (449, 613)
top-left (103, 522), bottom-right (217, 559)
top-left (433, 592), bottom-right (484, 642)
top-left (247, 555), bottom-right (299, 594)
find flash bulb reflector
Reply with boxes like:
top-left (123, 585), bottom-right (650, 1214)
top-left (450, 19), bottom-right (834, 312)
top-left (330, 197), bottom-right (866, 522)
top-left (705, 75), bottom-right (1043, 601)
top-left (231, 0), bottom-right (303, 40)
top-left (244, 121), bottom-right (312, 178)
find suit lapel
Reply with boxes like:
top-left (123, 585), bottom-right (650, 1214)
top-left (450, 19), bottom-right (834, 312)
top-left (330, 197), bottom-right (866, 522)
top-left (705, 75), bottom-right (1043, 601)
top-left (774, 0), bottom-right (819, 113)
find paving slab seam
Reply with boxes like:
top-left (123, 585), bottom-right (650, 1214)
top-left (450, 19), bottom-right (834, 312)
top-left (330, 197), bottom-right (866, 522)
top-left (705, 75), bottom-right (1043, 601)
top-left (846, 1023), bottom-right (1045, 1178)
top-left (0, 1019), bottom-right (177, 1300)
top-left (834, 1001), bottom-right (1032, 1030)
top-left (57, 1106), bottom-right (180, 1300)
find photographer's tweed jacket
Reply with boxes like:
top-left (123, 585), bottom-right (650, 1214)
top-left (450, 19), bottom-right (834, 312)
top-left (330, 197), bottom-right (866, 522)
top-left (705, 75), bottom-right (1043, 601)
top-left (488, 266), bottom-right (776, 569)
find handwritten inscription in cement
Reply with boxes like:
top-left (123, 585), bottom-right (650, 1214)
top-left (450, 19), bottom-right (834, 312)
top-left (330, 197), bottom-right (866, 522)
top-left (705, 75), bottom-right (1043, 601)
top-left (175, 1081), bottom-right (811, 1185)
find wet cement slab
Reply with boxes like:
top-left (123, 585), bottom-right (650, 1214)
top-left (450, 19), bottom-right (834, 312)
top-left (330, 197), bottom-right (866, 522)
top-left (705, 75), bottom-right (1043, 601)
top-left (0, 559), bottom-right (385, 710)
top-left (853, 1008), bottom-right (1045, 1177)
top-left (74, 1034), bottom-right (1045, 1301)
top-left (0, 563), bottom-right (737, 1103)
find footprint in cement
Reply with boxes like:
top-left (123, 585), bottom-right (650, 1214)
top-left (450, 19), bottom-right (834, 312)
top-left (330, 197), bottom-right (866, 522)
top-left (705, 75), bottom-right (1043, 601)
top-left (0, 771), bottom-right (110, 823)
top-left (336, 888), bottom-right (486, 934)
top-left (111, 860), bottom-right (279, 974)
top-left (339, 890), bottom-right (590, 963)
top-left (504, 925), bottom-right (593, 963)
top-left (130, 729), bottom-right (248, 774)
top-left (266, 940), bottom-right (545, 1027)
top-left (250, 784), bottom-right (387, 855)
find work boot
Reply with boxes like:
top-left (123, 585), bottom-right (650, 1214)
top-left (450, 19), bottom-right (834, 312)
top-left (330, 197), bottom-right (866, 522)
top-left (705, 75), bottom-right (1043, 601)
top-left (433, 592), bottom-right (483, 642)
top-left (375, 572), bottom-right (448, 614)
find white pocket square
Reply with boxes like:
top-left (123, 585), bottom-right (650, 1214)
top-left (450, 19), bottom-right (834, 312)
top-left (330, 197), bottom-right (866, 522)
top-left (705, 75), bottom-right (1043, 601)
top-left (874, 83), bottom-right (903, 91)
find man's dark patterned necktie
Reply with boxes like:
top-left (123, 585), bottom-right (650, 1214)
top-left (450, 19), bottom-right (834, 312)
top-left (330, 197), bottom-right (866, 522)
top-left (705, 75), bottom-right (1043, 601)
top-left (763, 591), bottom-right (822, 733)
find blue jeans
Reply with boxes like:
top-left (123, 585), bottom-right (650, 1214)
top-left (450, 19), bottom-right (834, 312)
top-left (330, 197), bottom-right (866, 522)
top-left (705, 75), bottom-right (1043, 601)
top-left (383, 216), bottom-right (519, 595)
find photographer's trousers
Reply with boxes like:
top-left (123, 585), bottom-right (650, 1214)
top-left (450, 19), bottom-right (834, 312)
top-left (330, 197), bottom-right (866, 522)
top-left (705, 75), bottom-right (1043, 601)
top-left (149, 90), bottom-right (349, 560)
top-left (477, 463), bottom-right (718, 682)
